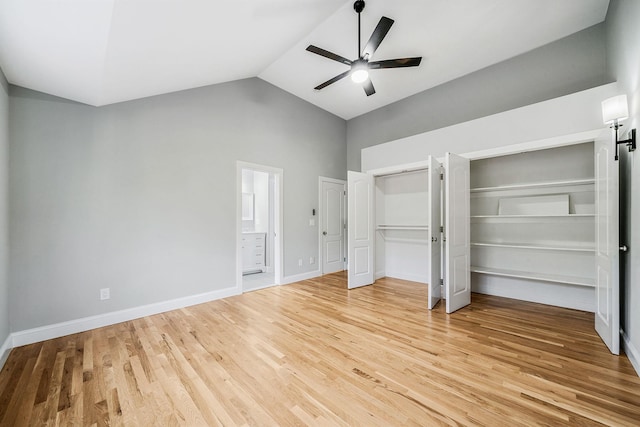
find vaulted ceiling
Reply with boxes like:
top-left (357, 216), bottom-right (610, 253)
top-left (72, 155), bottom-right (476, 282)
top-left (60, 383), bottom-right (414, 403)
top-left (0, 0), bottom-right (609, 119)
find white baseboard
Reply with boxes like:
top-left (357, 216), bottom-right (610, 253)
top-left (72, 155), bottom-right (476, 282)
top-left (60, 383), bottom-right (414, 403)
top-left (242, 282), bottom-right (279, 293)
top-left (11, 285), bottom-right (240, 348)
top-left (622, 330), bottom-right (640, 377)
top-left (0, 333), bottom-right (12, 371)
top-left (384, 271), bottom-right (428, 284)
top-left (282, 270), bottom-right (321, 285)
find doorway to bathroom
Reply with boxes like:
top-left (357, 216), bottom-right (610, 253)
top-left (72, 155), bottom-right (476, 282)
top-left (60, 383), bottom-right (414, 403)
top-left (236, 162), bottom-right (283, 292)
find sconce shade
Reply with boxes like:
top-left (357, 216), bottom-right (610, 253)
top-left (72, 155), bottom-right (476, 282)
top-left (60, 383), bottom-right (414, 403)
top-left (602, 95), bottom-right (629, 124)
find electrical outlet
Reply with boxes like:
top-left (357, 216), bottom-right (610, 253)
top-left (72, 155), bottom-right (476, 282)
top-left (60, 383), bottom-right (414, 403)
top-left (309, 256), bottom-right (315, 264)
top-left (100, 288), bottom-right (110, 300)
top-left (298, 258), bottom-right (303, 266)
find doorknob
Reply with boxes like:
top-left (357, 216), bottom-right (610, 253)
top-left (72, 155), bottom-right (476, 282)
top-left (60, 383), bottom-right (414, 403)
top-left (620, 245), bottom-right (628, 252)
top-left (323, 231), bottom-right (327, 235)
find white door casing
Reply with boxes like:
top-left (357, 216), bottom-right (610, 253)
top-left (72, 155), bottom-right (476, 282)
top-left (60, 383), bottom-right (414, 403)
top-left (428, 156), bottom-right (442, 309)
top-left (445, 152), bottom-right (471, 313)
top-left (594, 130), bottom-right (620, 355)
top-left (321, 179), bottom-right (346, 274)
top-left (347, 171), bottom-right (375, 289)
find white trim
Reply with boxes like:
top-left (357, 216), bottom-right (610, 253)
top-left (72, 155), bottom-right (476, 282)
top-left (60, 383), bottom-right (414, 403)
top-left (461, 129), bottom-right (603, 160)
top-left (237, 161), bottom-right (284, 292)
top-left (241, 282), bottom-right (279, 293)
top-left (384, 272), bottom-right (428, 284)
top-left (318, 177), bottom-right (347, 185)
top-left (0, 333), bottom-right (12, 370)
top-left (318, 177), bottom-right (347, 274)
top-left (622, 330), bottom-right (640, 377)
top-left (11, 285), bottom-right (239, 348)
top-left (282, 270), bottom-right (321, 285)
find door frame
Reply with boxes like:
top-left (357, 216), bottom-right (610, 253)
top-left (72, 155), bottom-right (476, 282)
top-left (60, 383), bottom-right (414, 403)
top-left (428, 156), bottom-right (443, 309)
top-left (318, 177), bottom-right (347, 274)
top-left (236, 161), bottom-right (284, 291)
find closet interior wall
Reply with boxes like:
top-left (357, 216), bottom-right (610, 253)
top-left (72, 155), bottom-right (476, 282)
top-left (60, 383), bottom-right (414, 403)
top-left (469, 142), bottom-right (596, 311)
top-left (374, 170), bottom-right (430, 284)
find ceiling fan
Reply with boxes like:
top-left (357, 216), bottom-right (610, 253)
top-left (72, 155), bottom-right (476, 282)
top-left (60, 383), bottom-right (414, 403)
top-left (306, 0), bottom-right (422, 96)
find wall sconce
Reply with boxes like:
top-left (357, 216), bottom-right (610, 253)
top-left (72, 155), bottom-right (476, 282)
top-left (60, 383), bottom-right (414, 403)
top-left (602, 94), bottom-right (636, 161)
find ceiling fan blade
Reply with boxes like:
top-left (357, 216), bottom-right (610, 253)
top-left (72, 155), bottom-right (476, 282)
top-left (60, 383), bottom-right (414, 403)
top-left (369, 57), bottom-right (422, 69)
top-left (363, 78), bottom-right (375, 96)
top-left (306, 45), bottom-right (352, 66)
top-left (314, 70), bottom-right (351, 91)
top-left (362, 16), bottom-right (394, 59)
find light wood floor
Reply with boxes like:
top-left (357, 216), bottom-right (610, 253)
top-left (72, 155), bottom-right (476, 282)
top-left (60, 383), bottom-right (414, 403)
top-left (1, 272), bottom-right (639, 426)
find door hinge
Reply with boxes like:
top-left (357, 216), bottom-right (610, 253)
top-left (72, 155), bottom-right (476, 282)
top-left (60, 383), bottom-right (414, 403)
top-left (440, 279), bottom-right (444, 286)
top-left (440, 226), bottom-right (444, 232)
top-left (440, 173), bottom-right (444, 180)
top-left (344, 190), bottom-right (346, 196)
top-left (344, 257), bottom-right (346, 262)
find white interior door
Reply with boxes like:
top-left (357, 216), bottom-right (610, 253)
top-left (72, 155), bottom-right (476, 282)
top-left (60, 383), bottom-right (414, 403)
top-left (445, 152), bottom-right (470, 313)
top-left (321, 179), bottom-right (346, 274)
top-left (347, 171), bottom-right (374, 289)
top-left (428, 156), bottom-right (442, 309)
top-left (595, 130), bottom-right (620, 355)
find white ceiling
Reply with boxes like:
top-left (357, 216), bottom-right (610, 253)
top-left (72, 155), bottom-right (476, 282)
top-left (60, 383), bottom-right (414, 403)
top-left (0, 0), bottom-right (609, 120)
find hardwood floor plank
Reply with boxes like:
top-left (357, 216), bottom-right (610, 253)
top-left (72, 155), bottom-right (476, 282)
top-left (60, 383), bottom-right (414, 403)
top-left (1, 273), bottom-right (640, 426)
top-left (42, 351), bottom-right (67, 425)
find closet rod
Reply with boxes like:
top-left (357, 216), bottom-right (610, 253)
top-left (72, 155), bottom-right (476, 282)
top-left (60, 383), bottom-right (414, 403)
top-left (374, 167), bottom-right (429, 178)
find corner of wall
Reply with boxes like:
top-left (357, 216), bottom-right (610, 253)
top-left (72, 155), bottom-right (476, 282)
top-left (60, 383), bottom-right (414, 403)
top-left (623, 330), bottom-right (640, 376)
top-left (0, 334), bottom-right (11, 371)
top-left (0, 65), bottom-right (9, 373)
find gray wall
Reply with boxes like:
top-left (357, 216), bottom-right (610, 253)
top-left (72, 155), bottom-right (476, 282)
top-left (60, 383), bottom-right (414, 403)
top-left (606, 0), bottom-right (640, 367)
top-left (0, 68), bottom-right (9, 347)
top-left (346, 23), bottom-right (611, 171)
top-left (9, 78), bottom-right (346, 331)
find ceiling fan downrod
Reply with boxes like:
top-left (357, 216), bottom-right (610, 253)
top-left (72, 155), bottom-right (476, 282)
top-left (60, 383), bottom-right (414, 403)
top-left (354, 1), bottom-right (365, 58)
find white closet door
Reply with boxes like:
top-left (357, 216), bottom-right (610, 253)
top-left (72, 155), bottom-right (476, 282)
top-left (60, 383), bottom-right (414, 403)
top-left (347, 171), bottom-right (375, 289)
top-left (445, 153), bottom-right (470, 313)
top-left (322, 180), bottom-right (346, 274)
top-left (428, 156), bottom-right (442, 309)
top-left (595, 130), bottom-right (620, 355)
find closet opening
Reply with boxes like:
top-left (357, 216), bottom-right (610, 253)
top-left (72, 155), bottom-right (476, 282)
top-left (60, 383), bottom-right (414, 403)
top-left (236, 162), bottom-right (283, 292)
top-left (347, 156), bottom-right (446, 309)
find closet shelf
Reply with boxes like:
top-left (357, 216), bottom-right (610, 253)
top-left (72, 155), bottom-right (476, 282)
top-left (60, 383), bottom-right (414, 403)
top-left (471, 214), bottom-right (594, 223)
top-left (376, 225), bottom-right (429, 231)
top-left (470, 178), bottom-right (595, 193)
top-left (471, 242), bottom-right (595, 252)
top-left (470, 266), bottom-right (595, 287)
top-left (471, 214), bottom-right (594, 218)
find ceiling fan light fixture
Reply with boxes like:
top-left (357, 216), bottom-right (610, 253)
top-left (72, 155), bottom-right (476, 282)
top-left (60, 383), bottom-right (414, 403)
top-left (351, 68), bottom-right (369, 83)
